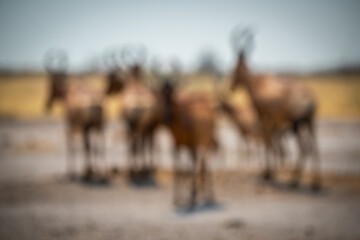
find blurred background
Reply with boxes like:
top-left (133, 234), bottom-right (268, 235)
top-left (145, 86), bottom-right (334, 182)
top-left (0, 1), bottom-right (360, 240)
top-left (0, 0), bottom-right (360, 119)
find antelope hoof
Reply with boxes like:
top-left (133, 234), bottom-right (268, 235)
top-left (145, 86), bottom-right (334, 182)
top-left (82, 168), bottom-right (94, 181)
top-left (289, 180), bottom-right (299, 189)
top-left (186, 202), bottom-right (196, 212)
top-left (204, 197), bottom-right (216, 207)
top-left (188, 196), bottom-right (197, 211)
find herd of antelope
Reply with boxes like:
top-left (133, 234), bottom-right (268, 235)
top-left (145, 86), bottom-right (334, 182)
top-left (44, 27), bottom-right (321, 209)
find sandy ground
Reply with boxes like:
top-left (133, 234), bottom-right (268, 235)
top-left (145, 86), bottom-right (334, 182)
top-left (0, 119), bottom-right (360, 240)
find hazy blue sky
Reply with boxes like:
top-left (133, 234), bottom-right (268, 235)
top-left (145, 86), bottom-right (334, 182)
top-left (0, 0), bottom-right (359, 72)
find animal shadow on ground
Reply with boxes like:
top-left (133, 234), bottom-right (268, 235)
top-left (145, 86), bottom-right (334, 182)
top-left (127, 167), bottom-right (158, 187)
top-left (173, 170), bottom-right (223, 214)
top-left (175, 201), bottom-right (224, 215)
top-left (257, 176), bottom-right (327, 197)
top-left (58, 173), bottom-right (112, 187)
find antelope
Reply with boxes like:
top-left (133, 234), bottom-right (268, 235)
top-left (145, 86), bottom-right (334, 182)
top-left (230, 27), bottom-right (321, 189)
top-left (122, 64), bottom-right (159, 172)
top-left (44, 50), bottom-right (105, 180)
top-left (105, 46), bottom-right (160, 175)
top-left (159, 74), bottom-right (217, 209)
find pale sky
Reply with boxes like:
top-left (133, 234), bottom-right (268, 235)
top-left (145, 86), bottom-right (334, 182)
top-left (0, 0), bottom-right (359, 72)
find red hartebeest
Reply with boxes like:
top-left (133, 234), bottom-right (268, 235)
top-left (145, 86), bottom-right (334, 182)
top-left (45, 50), bottom-right (105, 180)
top-left (230, 27), bottom-right (321, 189)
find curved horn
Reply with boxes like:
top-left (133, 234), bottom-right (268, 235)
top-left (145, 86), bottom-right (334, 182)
top-left (103, 47), bottom-right (121, 70)
top-left (230, 25), bottom-right (255, 55)
top-left (121, 43), bottom-right (148, 68)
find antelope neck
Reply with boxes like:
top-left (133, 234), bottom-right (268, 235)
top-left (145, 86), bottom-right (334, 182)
top-left (238, 62), bottom-right (263, 118)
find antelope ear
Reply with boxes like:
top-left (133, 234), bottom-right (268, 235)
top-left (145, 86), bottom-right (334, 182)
top-left (230, 24), bottom-right (256, 55)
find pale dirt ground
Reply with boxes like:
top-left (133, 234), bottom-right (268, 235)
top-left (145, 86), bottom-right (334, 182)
top-left (0, 119), bottom-right (360, 240)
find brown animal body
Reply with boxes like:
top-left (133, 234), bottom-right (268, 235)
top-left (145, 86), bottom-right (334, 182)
top-left (160, 81), bottom-right (217, 208)
top-left (45, 54), bottom-right (105, 180)
top-left (121, 65), bottom-right (159, 171)
top-left (219, 98), bottom-right (262, 162)
top-left (106, 62), bottom-right (160, 173)
top-left (230, 29), bottom-right (320, 189)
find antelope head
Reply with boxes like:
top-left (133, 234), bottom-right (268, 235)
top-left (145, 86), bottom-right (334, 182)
top-left (104, 48), bottom-right (126, 95)
top-left (44, 49), bottom-right (68, 113)
top-left (121, 44), bottom-right (147, 82)
top-left (230, 25), bottom-right (255, 90)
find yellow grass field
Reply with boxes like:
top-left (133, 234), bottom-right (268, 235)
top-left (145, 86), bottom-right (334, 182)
top-left (0, 73), bottom-right (360, 121)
